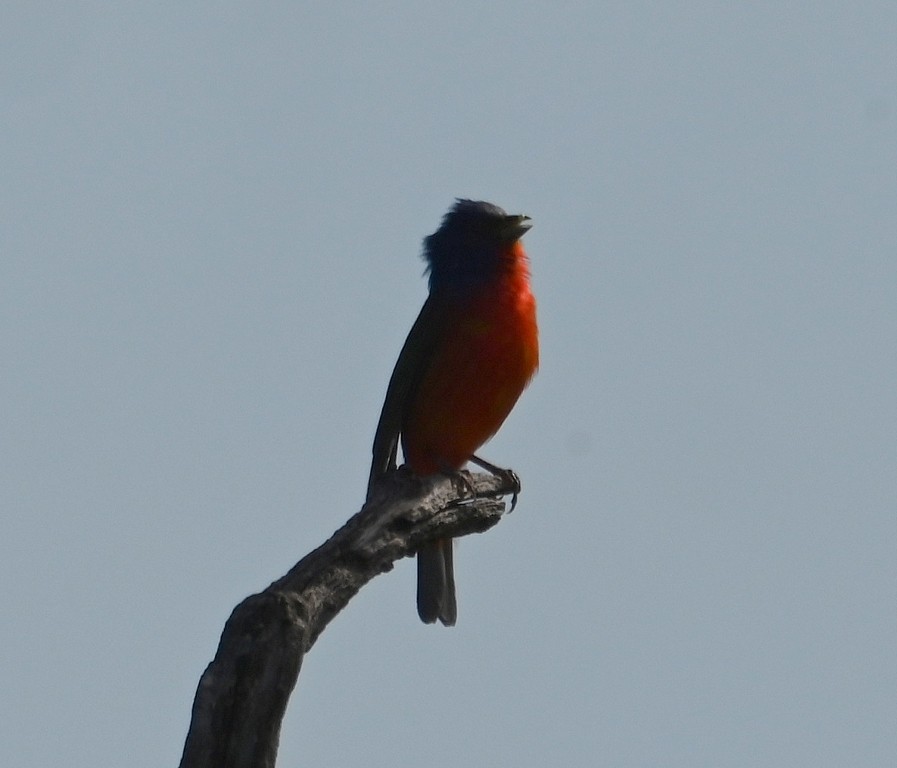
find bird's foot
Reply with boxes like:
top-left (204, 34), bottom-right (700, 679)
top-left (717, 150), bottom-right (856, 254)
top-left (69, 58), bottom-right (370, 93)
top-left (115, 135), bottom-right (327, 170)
top-left (440, 468), bottom-right (477, 501)
top-left (469, 455), bottom-right (521, 512)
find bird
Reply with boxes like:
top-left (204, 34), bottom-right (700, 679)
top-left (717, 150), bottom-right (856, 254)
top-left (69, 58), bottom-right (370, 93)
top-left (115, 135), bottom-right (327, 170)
top-left (367, 199), bottom-right (539, 626)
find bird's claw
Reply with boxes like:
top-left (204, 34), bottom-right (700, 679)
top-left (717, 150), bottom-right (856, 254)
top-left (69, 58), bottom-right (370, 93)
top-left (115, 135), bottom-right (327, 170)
top-left (441, 468), bottom-right (477, 501)
top-left (469, 455), bottom-right (521, 512)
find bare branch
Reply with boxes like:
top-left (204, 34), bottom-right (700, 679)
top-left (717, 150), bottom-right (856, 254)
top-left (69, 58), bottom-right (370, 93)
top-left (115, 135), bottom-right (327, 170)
top-left (178, 468), bottom-right (518, 768)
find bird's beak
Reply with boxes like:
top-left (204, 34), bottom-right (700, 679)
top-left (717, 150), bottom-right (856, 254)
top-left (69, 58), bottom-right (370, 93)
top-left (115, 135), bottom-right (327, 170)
top-left (503, 214), bottom-right (533, 241)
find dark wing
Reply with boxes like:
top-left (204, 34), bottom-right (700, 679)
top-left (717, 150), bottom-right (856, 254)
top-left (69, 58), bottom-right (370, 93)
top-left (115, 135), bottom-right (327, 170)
top-left (367, 295), bottom-right (443, 499)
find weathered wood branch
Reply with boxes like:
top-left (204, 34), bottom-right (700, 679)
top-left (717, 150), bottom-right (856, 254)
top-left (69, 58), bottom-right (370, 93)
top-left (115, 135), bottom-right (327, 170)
top-left (178, 468), bottom-right (519, 768)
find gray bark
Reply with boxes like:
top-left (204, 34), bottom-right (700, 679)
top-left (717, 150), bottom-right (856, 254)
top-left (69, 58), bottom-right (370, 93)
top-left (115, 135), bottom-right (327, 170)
top-left (178, 468), bottom-right (518, 768)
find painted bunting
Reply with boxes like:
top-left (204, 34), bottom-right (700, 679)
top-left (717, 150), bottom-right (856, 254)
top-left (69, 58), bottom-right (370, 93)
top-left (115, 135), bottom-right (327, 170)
top-left (367, 199), bottom-right (539, 626)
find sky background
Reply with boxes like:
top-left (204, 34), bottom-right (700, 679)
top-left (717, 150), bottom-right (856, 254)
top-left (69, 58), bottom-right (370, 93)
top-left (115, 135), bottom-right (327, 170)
top-left (2, 3), bottom-right (895, 767)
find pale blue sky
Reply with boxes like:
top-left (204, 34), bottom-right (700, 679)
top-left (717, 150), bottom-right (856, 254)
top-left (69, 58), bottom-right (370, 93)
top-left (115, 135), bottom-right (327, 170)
top-left (2, 3), bottom-right (895, 767)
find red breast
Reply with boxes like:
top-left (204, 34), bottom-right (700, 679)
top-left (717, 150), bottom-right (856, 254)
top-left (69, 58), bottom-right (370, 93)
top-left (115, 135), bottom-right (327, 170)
top-left (402, 241), bottom-right (538, 473)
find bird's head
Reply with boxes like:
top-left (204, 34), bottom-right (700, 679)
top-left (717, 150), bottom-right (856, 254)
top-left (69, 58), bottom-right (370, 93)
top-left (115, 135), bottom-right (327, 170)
top-left (423, 199), bottom-right (532, 293)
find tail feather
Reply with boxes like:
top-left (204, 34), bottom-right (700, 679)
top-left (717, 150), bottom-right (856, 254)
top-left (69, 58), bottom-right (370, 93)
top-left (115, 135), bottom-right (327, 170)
top-left (416, 538), bottom-right (457, 626)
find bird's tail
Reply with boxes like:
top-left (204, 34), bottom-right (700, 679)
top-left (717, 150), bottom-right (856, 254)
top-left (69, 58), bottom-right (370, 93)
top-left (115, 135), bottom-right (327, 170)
top-left (416, 538), bottom-right (457, 626)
